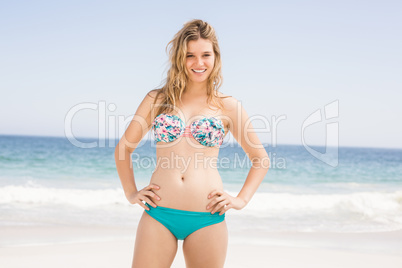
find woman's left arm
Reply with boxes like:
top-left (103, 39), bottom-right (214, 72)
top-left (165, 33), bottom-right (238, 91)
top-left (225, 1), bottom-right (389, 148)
top-left (207, 97), bottom-right (270, 215)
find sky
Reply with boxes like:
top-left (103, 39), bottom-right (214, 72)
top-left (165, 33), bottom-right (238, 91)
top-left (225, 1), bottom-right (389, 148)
top-left (1, 0), bottom-right (401, 149)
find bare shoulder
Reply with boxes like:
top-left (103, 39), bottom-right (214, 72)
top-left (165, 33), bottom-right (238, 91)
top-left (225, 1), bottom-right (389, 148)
top-left (133, 89), bottom-right (165, 119)
top-left (217, 92), bottom-right (241, 114)
top-left (145, 89), bottom-right (164, 102)
top-left (141, 89), bottom-right (165, 109)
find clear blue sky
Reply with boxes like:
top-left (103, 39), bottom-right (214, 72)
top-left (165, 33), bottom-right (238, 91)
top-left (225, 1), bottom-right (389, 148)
top-left (1, 0), bottom-right (401, 148)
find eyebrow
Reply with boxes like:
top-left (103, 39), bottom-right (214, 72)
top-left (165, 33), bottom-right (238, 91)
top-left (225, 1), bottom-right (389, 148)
top-left (186, 51), bottom-right (213, 54)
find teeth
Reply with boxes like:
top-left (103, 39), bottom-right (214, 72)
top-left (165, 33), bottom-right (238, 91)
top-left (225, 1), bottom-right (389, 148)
top-left (192, 69), bottom-right (206, 73)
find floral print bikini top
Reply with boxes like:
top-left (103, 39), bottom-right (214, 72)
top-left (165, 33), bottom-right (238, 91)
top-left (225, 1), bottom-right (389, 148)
top-left (152, 113), bottom-right (225, 147)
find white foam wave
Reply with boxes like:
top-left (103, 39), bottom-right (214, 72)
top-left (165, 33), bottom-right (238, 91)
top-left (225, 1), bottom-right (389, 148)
top-left (2, 185), bottom-right (402, 232)
top-left (229, 190), bottom-right (402, 232)
top-left (242, 191), bottom-right (402, 217)
top-left (0, 185), bottom-right (128, 208)
top-left (2, 185), bottom-right (401, 216)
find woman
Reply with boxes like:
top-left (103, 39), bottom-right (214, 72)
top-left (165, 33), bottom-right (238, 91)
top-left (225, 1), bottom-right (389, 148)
top-left (115, 19), bottom-right (269, 268)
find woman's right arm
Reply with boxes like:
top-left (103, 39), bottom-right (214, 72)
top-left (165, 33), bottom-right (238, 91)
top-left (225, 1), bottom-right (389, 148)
top-left (114, 90), bottom-right (161, 209)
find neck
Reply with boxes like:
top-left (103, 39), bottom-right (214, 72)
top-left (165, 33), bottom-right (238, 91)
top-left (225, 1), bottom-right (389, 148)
top-left (184, 80), bottom-right (208, 97)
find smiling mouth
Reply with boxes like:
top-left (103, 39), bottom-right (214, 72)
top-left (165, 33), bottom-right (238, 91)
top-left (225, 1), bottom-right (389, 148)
top-left (192, 69), bottom-right (207, 73)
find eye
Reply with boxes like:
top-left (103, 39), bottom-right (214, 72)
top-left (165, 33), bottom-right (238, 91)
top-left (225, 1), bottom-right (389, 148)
top-left (186, 55), bottom-right (193, 58)
top-left (204, 54), bottom-right (211, 57)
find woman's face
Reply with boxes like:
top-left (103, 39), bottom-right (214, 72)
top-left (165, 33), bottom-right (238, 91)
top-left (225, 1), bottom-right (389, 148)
top-left (185, 38), bottom-right (215, 85)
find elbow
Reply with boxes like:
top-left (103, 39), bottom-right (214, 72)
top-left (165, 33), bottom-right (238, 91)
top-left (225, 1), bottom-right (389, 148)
top-left (265, 156), bottom-right (271, 171)
top-left (114, 144), bottom-right (122, 162)
top-left (114, 141), bottom-right (133, 162)
top-left (261, 153), bottom-right (270, 171)
top-left (250, 151), bottom-right (270, 171)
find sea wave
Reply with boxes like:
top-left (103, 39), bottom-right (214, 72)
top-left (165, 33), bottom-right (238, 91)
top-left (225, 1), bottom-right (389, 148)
top-left (237, 190), bottom-right (402, 232)
top-left (0, 184), bottom-right (128, 208)
top-left (1, 184), bottom-right (401, 217)
top-left (2, 183), bottom-right (402, 232)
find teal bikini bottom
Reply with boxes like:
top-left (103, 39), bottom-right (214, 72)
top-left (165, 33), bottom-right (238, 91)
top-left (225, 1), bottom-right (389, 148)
top-left (145, 203), bottom-right (225, 240)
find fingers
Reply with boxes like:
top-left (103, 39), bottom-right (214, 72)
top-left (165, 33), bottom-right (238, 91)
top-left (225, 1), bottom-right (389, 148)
top-left (206, 191), bottom-right (232, 215)
top-left (145, 184), bottom-right (161, 200)
top-left (145, 184), bottom-right (160, 192)
top-left (143, 190), bottom-right (161, 201)
top-left (134, 184), bottom-right (161, 210)
top-left (142, 196), bottom-right (157, 208)
top-left (137, 201), bottom-right (149, 211)
top-left (208, 189), bottom-right (223, 199)
top-left (211, 200), bottom-right (230, 215)
top-left (206, 189), bottom-right (224, 209)
top-left (218, 203), bottom-right (232, 216)
top-left (206, 195), bottom-right (225, 209)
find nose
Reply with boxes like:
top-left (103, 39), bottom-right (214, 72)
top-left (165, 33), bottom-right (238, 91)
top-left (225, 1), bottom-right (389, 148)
top-left (196, 56), bottom-right (204, 66)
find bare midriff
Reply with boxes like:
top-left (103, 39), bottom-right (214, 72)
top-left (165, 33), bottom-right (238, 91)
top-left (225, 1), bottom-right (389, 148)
top-left (149, 136), bottom-right (224, 212)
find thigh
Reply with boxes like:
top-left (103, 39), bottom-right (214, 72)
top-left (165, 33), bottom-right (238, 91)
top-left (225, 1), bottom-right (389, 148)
top-left (132, 211), bottom-right (178, 268)
top-left (182, 220), bottom-right (228, 268)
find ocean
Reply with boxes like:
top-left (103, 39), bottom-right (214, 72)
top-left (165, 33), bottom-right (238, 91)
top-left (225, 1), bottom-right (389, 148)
top-left (1, 134), bottom-right (401, 234)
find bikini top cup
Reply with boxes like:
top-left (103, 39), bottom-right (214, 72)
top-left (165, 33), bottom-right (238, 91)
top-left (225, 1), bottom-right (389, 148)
top-left (152, 113), bottom-right (225, 147)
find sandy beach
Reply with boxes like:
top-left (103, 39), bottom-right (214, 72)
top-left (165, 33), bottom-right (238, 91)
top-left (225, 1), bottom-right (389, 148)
top-left (1, 225), bottom-right (402, 268)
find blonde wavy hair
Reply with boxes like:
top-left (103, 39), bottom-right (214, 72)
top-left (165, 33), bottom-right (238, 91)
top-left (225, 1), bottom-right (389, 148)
top-left (152, 19), bottom-right (228, 116)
